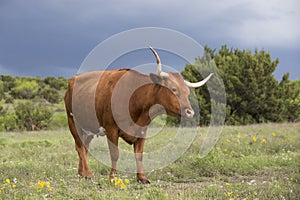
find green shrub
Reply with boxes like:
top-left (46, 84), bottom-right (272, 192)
top-left (49, 112), bottom-right (68, 129)
top-left (0, 105), bottom-right (5, 131)
top-left (0, 80), bottom-right (5, 100)
top-left (4, 96), bottom-right (14, 104)
top-left (39, 86), bottom-right (61, 104)
top-left (44, 76), bottom-right (68, 90)
top-left (14, 101), bottom-right (54, 131)
top-left (0, 102), bottom-right (17, 131)
top-left (10, 79), bottom-right (40, 99)
top-left (1, 113), bottom-right (17, 131)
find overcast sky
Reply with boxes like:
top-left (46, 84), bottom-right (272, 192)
top-left (0, 0), bottom-right (299, 79)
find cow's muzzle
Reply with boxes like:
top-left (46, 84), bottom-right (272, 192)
top-left (183, 108), bottom-right (195, 119)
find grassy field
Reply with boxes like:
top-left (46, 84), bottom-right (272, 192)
top-left (0, 123), bottom-right (299, 199)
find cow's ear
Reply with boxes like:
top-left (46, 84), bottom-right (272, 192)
top-left (150, 73), bottom-right (162, 84)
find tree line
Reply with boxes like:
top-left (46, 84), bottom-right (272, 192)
top-left (0, 76), bottom-right (68, 131)
top-left (181, 45), bottom-right (300, 125)
top-left (0, 45), bottom-right (299, 131)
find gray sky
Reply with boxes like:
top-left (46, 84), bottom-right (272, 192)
top-left (0, 0), bottom-right (299, 79)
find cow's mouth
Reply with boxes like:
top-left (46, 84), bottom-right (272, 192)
top-left (184, 108), bottom-right (195, 119)
top-left (166, 107), bottom-right (195, 119)
top-left (168, 111), bottom-right (193, 119)
top-left (175, 108), bottom-right (194, 119)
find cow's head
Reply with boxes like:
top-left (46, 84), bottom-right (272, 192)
top-left (149, 46), bottom-right (213, 119)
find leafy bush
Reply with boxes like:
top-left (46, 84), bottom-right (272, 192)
top-left (10, 79), bottom-right (40, 99)
top-left (182, 45), bottom-right (300, 125)
top-left (39, 86), bottom-right (61, 104)
top-left (0, 76), bottom-right (69, 131)
top-left (4, 96), bottom-right (14, 104)
top-left (44, 76), bottom-right (68, 90)
top-left (0, 103), bottom-right (5, 131)
top-left (0, 80), bottom-right (5, 100)
top-left (0, 102), bottom-right (17, 131)
top-left (48, 112), bottom-right (68, 129)
top-left (0, 75), bottom-right (15, 92)
top-left (14, 101), bottom-right (54, 131)
top-left (0, 113), bottom-right (17, 131)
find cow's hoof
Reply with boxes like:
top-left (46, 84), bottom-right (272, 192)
top-left (138, 179), bottom-right (150, 184)
top-left (78, 172), bottom-right (93, 180)
top-left (84, 176), bottom-right (92, 180)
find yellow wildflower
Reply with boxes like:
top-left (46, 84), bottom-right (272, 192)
top-left (229, 198), bottom-right (234, 200)
top-left (261, 138), bottom-right (267, 143)
top-left (272, 132), bottom-right (276, 137)
top-left (120, 183), bottom-right (126, 189)
top-left (0, 186), bottom-right (5, 190)
top-left (12, 184), bottom-right (16, 188)
top-left (226, 139), bottom-right (231, 143)
top-left (124, 179), bottom-right (129, 184)
top-left (29, 181), bottom-right (33, 186)
top-left (224, 148), bottom-right (227, 153)
top-left (224, 191), bottom-right (233, 197)
top-left (237, 133), bottom-right (242, 139)
top-left (5, 179), bottom-right (10, 184)
top-left (252, 136), bottom-right (257, 142)
top-left (114, 179), bottom-right (121, 186)
top-left (38, 180), bottom-right (45, 188)
top-left (45, 182), bottom-right (51, 188)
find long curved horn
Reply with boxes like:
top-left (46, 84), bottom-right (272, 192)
top-left (184, 73), bottom-right (214, 88)
top-left (149, 46), bottom-right (169, 77)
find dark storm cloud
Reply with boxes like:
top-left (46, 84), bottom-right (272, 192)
top-left (0, 0), bottom-right (299, 79)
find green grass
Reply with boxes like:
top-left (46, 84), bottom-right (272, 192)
top-left (0, 123), bottom-right (299, 199)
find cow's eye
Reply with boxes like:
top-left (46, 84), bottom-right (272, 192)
top-left (171, 87), bottom-right (177, 92)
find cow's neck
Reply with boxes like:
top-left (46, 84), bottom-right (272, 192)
top-left (129, 83), bottom-right (165, 127)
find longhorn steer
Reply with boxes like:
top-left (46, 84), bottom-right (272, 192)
top-left (64, 47), bottom-right (213, 183)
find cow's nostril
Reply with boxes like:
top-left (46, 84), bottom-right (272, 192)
top-left (185, 108), bottom-right (195, 118)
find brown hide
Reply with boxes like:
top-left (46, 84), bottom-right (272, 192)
top-left (64, 68), bottom-right (193, 183)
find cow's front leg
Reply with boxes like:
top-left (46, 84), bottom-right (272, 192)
top-left (134, 138), bottom-right (150, 184)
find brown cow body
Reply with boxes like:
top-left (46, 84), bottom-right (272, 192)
top-left (64, 47), bottom-right (212, 183)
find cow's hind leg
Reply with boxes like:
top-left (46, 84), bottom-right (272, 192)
top-left (106, 128), bottom-right (119, 181)
top-left (67, 115), bottom-right (93, 179)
